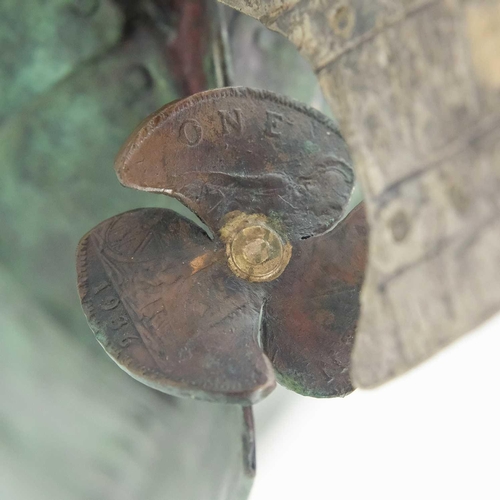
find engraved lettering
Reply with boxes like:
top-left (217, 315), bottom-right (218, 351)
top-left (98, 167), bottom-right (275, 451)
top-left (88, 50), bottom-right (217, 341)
top-left (120, 336), bottom-right (140, 348)
top-left (219, 109), bottom-right (243, 135)
top-left (265, 111), bottom-right (284, 137)
top-left (93, 281), bottom-right (110, 295)
top-left (110, 315), bottom-right (128, 330)
top-left (179, 119), bottom-right (202, 146)
top-left (101, 297), bottom-right (119, 311)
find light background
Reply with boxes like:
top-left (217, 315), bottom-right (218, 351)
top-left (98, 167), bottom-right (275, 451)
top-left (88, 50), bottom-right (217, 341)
top-left (252, 313), bottom-right (500, 500)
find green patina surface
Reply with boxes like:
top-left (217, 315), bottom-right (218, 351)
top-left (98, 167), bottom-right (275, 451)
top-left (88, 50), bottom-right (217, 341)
top-left (273, 368), bottom-right (317, 398)
top-left (0, 23), bottom-right (183, 342)
top-left (0, 0), bottom-right (124, 124)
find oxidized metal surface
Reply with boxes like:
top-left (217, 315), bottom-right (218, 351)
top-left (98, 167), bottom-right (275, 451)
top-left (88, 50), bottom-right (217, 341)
top-left (77, 208), bottom-right (274, 404)
top-left (0, 0), bottom-right (123, 124)
top-left (165, 0), bottom-right (213, 94)
top-left (264, 205), bottom-right (367, 397)
top-left (0, 25), bottom-right (181, 338)
top-left (77, 87), bottom-right (368, 404)
top-left (116, 87), bottom-right (353, 240)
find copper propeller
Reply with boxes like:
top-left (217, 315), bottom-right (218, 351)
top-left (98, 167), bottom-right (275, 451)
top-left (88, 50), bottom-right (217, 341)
top-left (76, 87), bottom-right (368, 404)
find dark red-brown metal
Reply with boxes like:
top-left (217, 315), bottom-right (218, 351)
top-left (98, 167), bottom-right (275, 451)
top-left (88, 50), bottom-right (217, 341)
top-left (166, 0), bottom-right (210, 95)
top-left (116, 88), bottom-right (353, 240)
top-left (77, 208), bottom-right (274, 404)
top-left (76, 87), bottom-right (368, 404)
top-left (263, 205), bottom-right (367, 397)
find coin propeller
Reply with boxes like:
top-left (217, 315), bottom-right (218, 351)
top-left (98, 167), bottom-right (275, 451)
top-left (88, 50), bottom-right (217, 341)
top-left (77, 87), bottom-right (368, 404)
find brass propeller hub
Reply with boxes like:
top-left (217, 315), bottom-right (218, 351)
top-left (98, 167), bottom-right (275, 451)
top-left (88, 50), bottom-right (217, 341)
top-left (220, 212), bottom-right (292, 282)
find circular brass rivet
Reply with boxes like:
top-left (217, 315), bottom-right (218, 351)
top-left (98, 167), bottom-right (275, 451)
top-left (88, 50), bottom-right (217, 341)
top-left (221, 213), bottom-right (292, 282)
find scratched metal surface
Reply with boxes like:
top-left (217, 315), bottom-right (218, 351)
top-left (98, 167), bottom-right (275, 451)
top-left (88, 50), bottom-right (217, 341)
top-left (77, 87), bottom-right (366, 402)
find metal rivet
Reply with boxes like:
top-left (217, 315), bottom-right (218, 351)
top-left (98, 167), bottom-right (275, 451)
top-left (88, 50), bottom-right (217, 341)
top-left (221, 213), bottom-right (292, 282)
